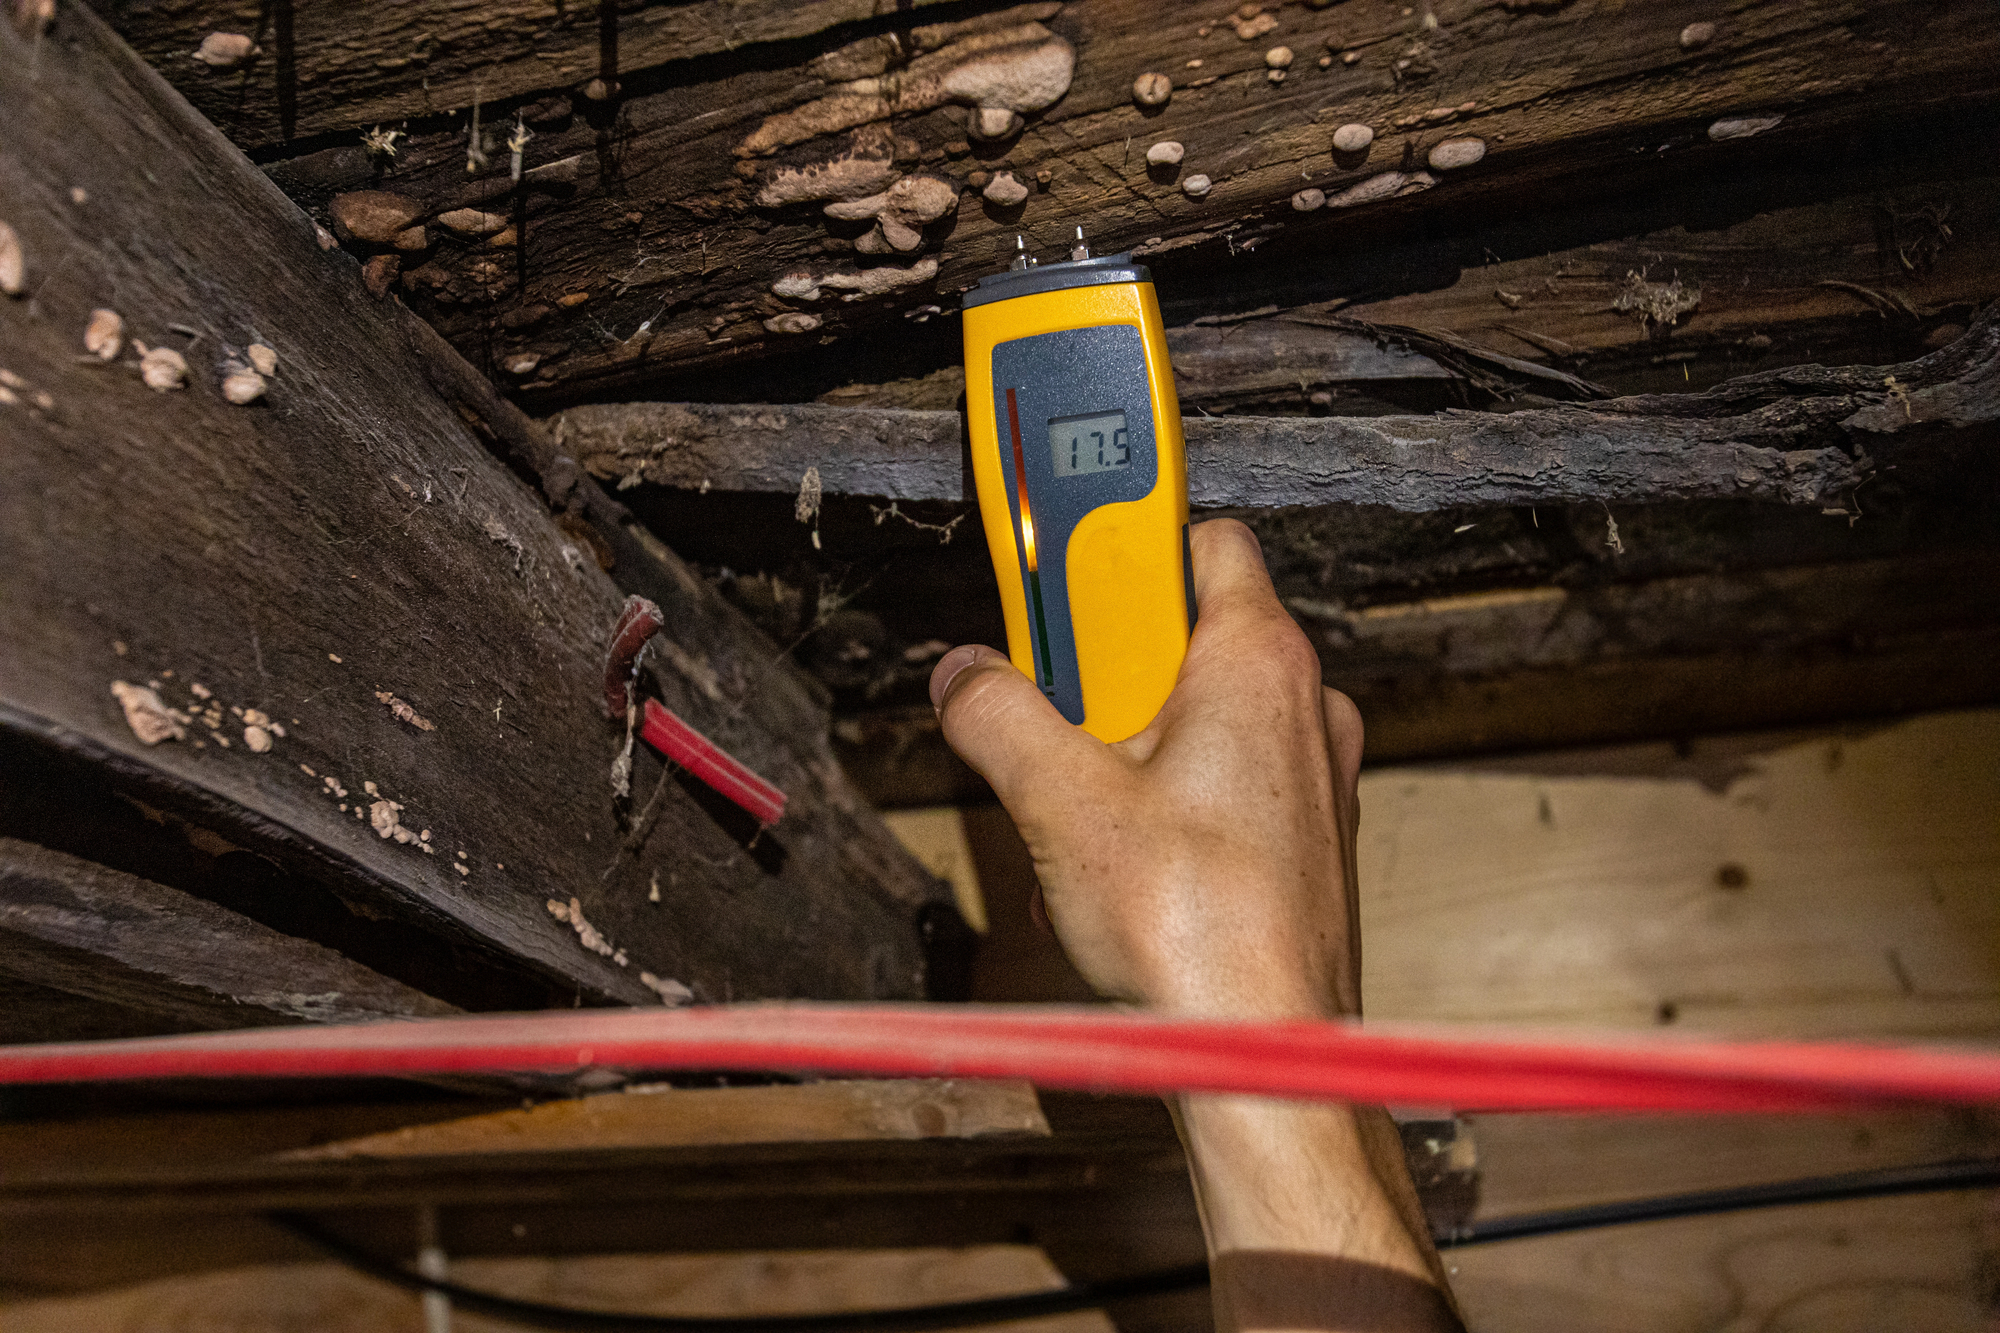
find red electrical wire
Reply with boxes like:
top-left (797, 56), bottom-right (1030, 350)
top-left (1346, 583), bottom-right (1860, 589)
top-left (640, 699), bottom-right (787, 827)
top-left (3, 1004), bottom-right (1999, 1112)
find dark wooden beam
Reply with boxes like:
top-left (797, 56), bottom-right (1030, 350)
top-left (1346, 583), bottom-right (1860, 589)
top-left (0, 839), bottom-right (457, 1043)
top-left (556, 310), bottom-right (1998, 510)
top-left (0, 7), bottom-right (951, 1014)
top-left (109, 0), bottom-right (2000, 400)
top-left (835, 551), bottom-right (2000, 806)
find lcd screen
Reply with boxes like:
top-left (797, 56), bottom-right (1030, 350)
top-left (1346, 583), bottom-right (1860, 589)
top-left (1049, 410), bottom-right (1131, 477)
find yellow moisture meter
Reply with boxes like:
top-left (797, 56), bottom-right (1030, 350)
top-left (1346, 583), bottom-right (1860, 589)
top-left (962, 231), bottom-right (1194, 744)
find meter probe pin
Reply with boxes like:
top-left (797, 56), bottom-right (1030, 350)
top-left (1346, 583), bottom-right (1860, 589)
top-left (1010, 235), bottom-right (1031, 271)
top-left (1069, 225), bottom-right (1091, 262)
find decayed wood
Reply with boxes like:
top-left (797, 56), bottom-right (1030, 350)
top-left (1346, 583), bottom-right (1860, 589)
top-left (106, 0), bottom-right (965, 152)
top-left (816, 173), bottom-right (2000, 413)
top-left (0, 839), bottom-right (457, 1042)
top-left (0, 8), bottom-right (950, 1012)
top-left (117, 0), bottom-right (2000, 400)
top-left (557, 309), bottom-right (1999, 511)
top-left (837, 552), bottom-right (2000, 806)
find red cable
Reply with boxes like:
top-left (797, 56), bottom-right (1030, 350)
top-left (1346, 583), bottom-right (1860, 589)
top-left (640, 699), bottom-right (787, 828)
top-left (2, 1004), bottom-right (1997, 1112)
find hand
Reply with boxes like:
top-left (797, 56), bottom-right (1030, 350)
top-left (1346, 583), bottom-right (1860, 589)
top-left (930, 518), bottom-right (1462, 1332)
top-left (928, 518), bottom-right (1364, 1020)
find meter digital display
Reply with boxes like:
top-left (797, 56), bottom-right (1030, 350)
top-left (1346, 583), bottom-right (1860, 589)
top-left (1049, 410), bottom-right (1132, 478)
top-left (961, 241), bottom-right (1194, 744)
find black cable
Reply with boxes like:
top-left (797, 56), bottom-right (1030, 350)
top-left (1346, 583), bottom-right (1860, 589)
top-left (273, 1212), bottom-right (1208, 1333)
top-left (1433, 1156), bottom-right (2000, 1247)
top-left (273, 1157), bottom-right (2000, 1332)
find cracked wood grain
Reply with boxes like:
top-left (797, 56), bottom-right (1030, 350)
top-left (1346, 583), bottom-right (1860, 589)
top-left (0, 6), bottom-right (951, 1015)
top-left (553, 306), bottom-right (1998, 511)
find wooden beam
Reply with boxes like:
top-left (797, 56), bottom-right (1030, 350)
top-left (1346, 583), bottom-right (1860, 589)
top-left (108, 0), bottom-right (2000, 399)
top-left (0, 8), bottom-right (951, 1012)
top-left (556, 310), bottom-right (1999, 511)
top-left (0, 839), bottom-right (456, 1042)
top-left (837, 553), bottom-right (2000, 806)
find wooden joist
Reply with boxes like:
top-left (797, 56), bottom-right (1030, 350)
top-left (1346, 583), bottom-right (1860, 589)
top-left (108, 0), bottom-right (2000, 401)
top-left (0, 840), bottom-right (457, 1044)
top-left (0, 7), bottom-right (952, 1012)
top-left (557, 309), bottom-right (1998, 511)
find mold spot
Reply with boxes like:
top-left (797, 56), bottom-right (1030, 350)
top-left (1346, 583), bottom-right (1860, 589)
top-left (1427, 137), bottom-right (1485, 170)
top-left (1326, 171), bottom-right (1435, 208)
top-left (134, 343), bottom-right (188, 392)
top-left (84, 308), bottom-right (123, 361)
top-left (328, 191), bottom-right (423, 244)
top-left (1708, 114), bottom-right (1783, 141)
top-left (193, 32), bottom-right (258, 68)
top-left (111, 681), bottom-right (186, 745)
top-left (982, 171), bottom-right (1029, 207)
top-left (764, 312), bottom-right (824, 334)
top-left (0, 221), bottom-right (21, 297)
top-left (1132, 72), bottom-right (1173, 107)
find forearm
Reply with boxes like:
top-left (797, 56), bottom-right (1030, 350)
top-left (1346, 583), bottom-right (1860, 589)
top-left (1176, 1095), bottom-right (1464, 1333)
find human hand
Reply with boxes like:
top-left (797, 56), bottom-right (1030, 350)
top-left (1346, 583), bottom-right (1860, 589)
top-left (928, 518), bottom-right (1364, 1020)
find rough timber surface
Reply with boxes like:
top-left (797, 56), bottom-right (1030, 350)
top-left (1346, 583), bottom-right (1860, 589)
top-left (0, 840), bottom-right (459, 1043)
top-left (555, 311), bottom-right (2000, 511)
top-left (0, 8), bottom-right (950, 1011)
top-left (114, 0), bottom-right (2000, 402)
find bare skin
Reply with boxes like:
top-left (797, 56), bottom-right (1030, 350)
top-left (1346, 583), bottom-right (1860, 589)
top-left (929, 518), bottom-right (1464, 1333)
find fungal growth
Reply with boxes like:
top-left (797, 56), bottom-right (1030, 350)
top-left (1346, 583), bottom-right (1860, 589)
top-left (1292, 188), bottom-right (1326, 211)
top-left (110, 681), bottom-right (185, 745)
top-left (824, 175), bottom-right (959, 253)
top-left (738, 19), bottom-right (1074, 158)
top-left (1325, 171), bottom-right (1436, 208)
top-left (1332, 123), bottom-right (1374, 153)
top-left (0, 220), bottom-right (22, 296)
top-left (1709, 114), bottom-right (1783, 140)
top-left (329, 191), bottom-right (424, 244)
top-left (1427, 137), bottom-right (1486, 170)
top-left (1146, 141), bottom-right (1186, 167)
top-left (192, 32), bottom-right (257, 69)
top-left (1614, 270), bottom-right (1702, 327)
top-left (982, 172), bottom-right (1029, 207)
top-left (84, 308), bottom-right (123, 361)
top-left (1132, 72), bottom-right (1173, 107)
top-left (1181, 174), bottom-right (1213, 198)
top-left (133, 343), bottom-right (188, 392)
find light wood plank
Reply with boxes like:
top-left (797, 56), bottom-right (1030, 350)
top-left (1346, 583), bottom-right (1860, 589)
top-left (1357, 710), bottom-right (2000, 1037)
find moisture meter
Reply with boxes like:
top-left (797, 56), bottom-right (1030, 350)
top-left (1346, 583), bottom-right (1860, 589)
top-left (962, 232), bottom-right (1194, 744)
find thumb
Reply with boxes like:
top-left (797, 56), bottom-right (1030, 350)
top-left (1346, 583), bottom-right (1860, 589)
top-left (929, 644), bottom-right (1092, 805)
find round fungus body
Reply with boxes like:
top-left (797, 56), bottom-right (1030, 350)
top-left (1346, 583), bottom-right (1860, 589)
top-left (1132, 72), bottom-right (1173, 107)
top-left (193, 32), bottom-right (257, 68)
top-left (1146, 140), bottom-right (1186, 167)
top-left (763, 312), bottom-right (823, 335)
top-left (1331, 122), bottom-right (1374, 153)
top-left (221, 367), bottom-right (267, 405)
top-left (1265, 46), bottom-right (1294, 69)
top-left (982, 172), bottom-right (1029, 207)
top-left (84, 308), bottom-right (123, 361)
top-left (1181, 174), bottom-right (1212, 198)
top-left (1680, 21), bottom-right (1717, 48)
top-left (1427, 137), bottom-right (1486, 170)
top-left (1292, 188), bottom-right (1326, 211)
